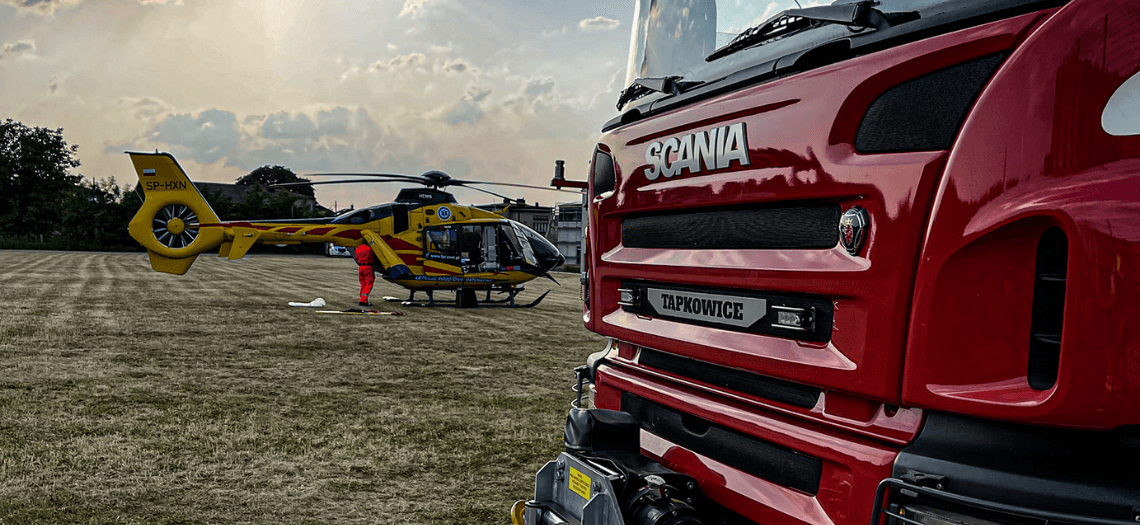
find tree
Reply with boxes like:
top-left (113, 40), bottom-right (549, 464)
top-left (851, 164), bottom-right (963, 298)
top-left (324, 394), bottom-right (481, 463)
top-left (57, 177), bottom-right (144, 251)
top-left (236, 165), bottom-right (314, 197)
top-left (0, 119), bottom-right (82, 238)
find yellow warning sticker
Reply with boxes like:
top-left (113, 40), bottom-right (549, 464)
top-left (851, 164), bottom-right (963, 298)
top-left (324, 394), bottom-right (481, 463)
top-left (568, 466), bottom-right (592, 500)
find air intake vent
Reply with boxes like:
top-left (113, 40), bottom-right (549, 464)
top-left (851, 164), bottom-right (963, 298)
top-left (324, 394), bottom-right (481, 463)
top-left (592, 148), bottom-right (615, 196)
top-left (393, 204), bottom-right (409, 233)
top-left (624, 203), bottom-right (839, 250)
top-left (622, 393), bottom-right (822, 495)
top-left (1027, 227), bottom-right (1067, 390)
top-left (640, 349), bottom-right (821, 408)
top-left (855, 53), bottom-right (1007, 153)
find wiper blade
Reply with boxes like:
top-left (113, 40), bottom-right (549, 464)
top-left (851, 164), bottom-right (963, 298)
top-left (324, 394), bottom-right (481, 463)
top-left (616, 76), bottom-right (702, 111)
top-left (706, 2), bottom-right (918, 62)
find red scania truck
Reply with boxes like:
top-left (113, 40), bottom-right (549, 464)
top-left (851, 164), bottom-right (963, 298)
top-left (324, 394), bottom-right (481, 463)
top-left (516, 0), bottom-right (1140, 524)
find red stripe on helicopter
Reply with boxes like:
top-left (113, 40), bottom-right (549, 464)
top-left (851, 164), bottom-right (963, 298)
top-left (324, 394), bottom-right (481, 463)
top-left (383, 236), bottom-right (419, 251)
top-left (197, 222), bottom-right (272, 230)
top-left (306, 227), bottom-right (334, 236)
top-left (276, 227), bottom-right (302, 233)
top-left (333, 230), bottom-right (363, 240)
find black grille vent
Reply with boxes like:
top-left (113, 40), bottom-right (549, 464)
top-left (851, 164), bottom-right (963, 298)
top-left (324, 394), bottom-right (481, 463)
top-left (622, 393), bottom-right (822, 495)
top-left (393, 204), bottom-right (409, 233)
top-left (855, 53), bottom-right (1007, 153)
top-left (623, 204), bottom-right (839, 250)
top-left (592, 148), bottom-right (615, 196)
top-left (1028, 228), bottom-right (1067, 390)
top-left (640, 349), bottom-right (821, 408)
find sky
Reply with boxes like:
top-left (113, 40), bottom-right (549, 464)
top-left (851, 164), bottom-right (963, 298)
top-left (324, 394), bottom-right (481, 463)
top-left (0, 0), bottom-right (804, 211)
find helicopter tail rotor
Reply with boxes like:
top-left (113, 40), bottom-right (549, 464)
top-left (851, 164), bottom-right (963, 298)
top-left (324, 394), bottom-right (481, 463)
top-left (126, 152), bottom-right (226, 275)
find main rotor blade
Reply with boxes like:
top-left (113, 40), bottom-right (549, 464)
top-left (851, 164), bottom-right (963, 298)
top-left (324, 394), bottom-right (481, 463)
top-left (451, 180), bottom-right (583, 193)
top-left (272, 178), bottom-right (417, 188)
top-left (304, 172), bottom-right (430, 183)
top-left (459, 185), bottom-right (513, 201)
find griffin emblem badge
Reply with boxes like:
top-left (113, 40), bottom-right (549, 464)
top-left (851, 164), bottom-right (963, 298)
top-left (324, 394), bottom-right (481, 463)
top-left (839, 207), bottom-right (869, 256)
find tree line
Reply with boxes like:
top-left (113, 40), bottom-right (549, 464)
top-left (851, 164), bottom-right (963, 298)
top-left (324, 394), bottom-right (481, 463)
top-left (0, 119), bottom-right (329, 252)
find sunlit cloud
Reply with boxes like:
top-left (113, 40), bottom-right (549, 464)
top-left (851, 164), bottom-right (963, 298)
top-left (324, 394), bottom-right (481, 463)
top-left (150, 109), bottom-right (240, 165)
top-left (5, 0), bottom-right (632, 207)
top-left (579, 16), bottom-right (620, 32)
top-left (1, 0), bottom-right (80, 15)
top-left (2, 0), bottom-right (178, 14)
top-left (369, 52), bottom-right (428, 72)
top-left (398, 0), bottom-right (438, 18)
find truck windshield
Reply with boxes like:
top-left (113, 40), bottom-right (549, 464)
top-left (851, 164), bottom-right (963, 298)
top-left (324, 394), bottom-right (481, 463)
top-left (622, 0), bottom-right (1016, 110)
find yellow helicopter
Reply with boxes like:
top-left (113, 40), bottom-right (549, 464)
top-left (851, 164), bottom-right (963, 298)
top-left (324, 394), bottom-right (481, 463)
top-left (126, 151), bottom-right (570, 308)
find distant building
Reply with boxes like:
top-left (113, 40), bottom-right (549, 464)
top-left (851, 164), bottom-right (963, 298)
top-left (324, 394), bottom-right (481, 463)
top-left (475, 200), bottom-right (553, 235)
top-left (547, 202), bottom-right (584, 267)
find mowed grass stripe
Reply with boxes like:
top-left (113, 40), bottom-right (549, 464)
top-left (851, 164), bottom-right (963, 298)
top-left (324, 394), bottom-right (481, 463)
top-left (0, 250), bottom-right (603, 524)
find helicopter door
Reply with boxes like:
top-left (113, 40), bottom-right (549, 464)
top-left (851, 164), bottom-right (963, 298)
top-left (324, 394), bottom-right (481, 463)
top-left (459, 225), bottom-right (500, 274)
top-left (423, 226), bottom-right (462, 277)
top-left (484, 227), bottom-right (497, 268)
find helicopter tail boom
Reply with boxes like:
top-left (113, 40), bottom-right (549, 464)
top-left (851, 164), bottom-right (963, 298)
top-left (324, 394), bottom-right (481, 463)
top-left (127, 152), bottom-right (225, 275)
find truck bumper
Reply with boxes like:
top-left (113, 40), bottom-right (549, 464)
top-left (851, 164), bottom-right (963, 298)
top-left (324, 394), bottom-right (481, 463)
top-left (878, 412), bottom-right (1140, 525)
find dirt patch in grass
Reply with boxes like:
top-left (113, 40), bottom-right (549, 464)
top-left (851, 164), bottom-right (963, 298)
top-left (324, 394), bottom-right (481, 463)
top-left (0, 251), bottom-right (604, 524)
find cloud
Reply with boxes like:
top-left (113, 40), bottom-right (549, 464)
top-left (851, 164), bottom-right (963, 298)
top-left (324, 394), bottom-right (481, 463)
top-left (541, 26), bottom-right (569, 38)
top-left (262, 112), bottom-right (317, 140)
top-left (579, 16), bottom-right (620, 32)
top-left (0, 40), bottom-right (36, 60)
top-left (316, 107), bottom-right (350, 137)
top-left (442, 100), bottom-right (483, 125)
top-left (1, 0), bottom-right (177, 14)
top-left (369, 52), bottom-right (427, 72)
top-left (440, 86), bottom-right (491, 126)
top-left (150, 109), bottom-right (240, 165)
top-left (0, 0), bottom-right (78, 15)
top-left (443, 58), bottom-right (472, 74)
top-left (398, 0), bottom-right (436, 18)
top-left (119, 96), bottom-right (174, 120)
top-left (523, 77), bottom-right (556, 99)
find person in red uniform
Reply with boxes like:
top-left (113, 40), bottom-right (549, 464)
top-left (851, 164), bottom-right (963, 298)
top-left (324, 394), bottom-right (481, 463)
top-left (354, 242), bottom-right (377, 306)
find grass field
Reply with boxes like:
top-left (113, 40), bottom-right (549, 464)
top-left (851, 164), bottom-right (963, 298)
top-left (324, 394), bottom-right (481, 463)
top-left (0, 250), bottom-right (605, 525)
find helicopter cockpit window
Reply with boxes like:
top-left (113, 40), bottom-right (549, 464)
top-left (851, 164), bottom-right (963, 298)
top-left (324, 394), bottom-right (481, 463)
top-left (511, 223), bottom-right (539, 267)
top-left (425, 228), bottom-right (459, 256)
top-left (498, 226), bottom-right (523, 266)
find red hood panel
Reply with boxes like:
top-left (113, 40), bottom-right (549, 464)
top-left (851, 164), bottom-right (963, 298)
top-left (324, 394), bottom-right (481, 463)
top-left (589, 13), bottom-right (1048, 404)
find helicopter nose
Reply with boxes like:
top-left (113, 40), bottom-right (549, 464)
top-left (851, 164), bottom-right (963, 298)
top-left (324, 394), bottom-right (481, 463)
top-left (543, 252), bottom-right (565, 272)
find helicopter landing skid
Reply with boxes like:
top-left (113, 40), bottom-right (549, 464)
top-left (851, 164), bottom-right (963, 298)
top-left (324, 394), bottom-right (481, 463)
top-left (385, 288), bottom-right (551, 308)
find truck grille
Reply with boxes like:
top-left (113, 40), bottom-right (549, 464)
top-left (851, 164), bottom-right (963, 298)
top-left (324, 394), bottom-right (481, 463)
top-left (622, 203), bottom-right (840, 250)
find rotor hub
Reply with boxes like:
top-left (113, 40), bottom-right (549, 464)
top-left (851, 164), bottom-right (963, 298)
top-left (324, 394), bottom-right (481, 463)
top-left (167, 218), bottom-right (186, 236)
top-left (152, 204), bottom-right (199, 249)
